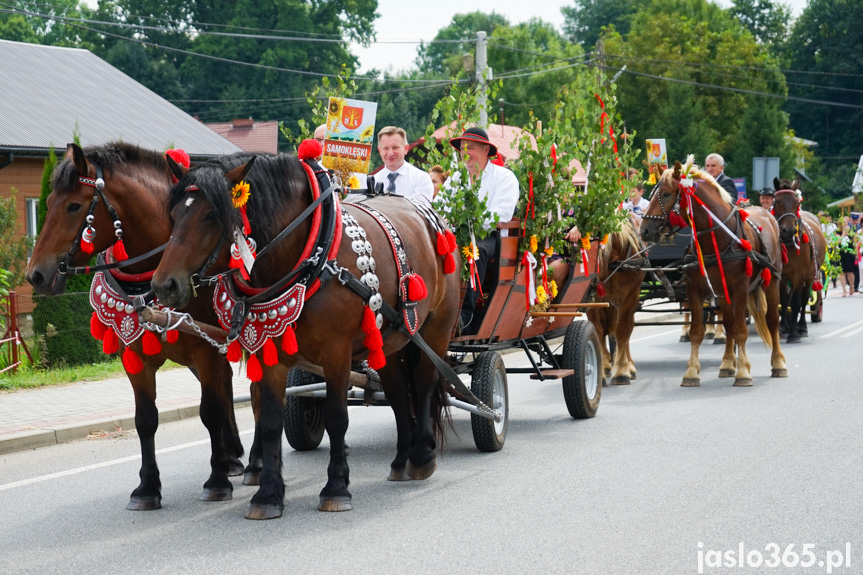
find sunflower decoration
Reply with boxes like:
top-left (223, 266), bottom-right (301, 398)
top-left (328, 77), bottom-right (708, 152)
top-left (529, 235), bottom-right (538, 253)
top-left (544, 246), bottom-right (554, 257)
top-left (535, 285), bottom-right (548, 305)
top-left (347, 174), bottom-right (361, 189)
top-left (359, 125), bottom-right (375, 143)
top-left (549, 280), bottom-right (558, 299)
top-left (327, 98), bottom-right (346, 129)
top-left (462, 243), bottom-right (478, 261)
top-left (230, 180), bottom-right (252, 235)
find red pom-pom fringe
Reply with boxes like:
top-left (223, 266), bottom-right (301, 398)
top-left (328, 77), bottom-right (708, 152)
top-left (740, 239), bottom-right (752, 252)
top-left (263, 337), bottom-right (279, 367)
top-left (90, 312), bottom-right (107, 340)
top-left (122, 347), bottom-right (144, 375)
top-left (297, 138), bottom-right (323, 161)
top-left (362, 306), bottom-right (377, 333)
top-left (761, 268), bottom-right (771, 288)
top-left (361, 305), bottom-right (385, 369)
top-left (166, 148), bottom-right (191, 169)
top-left (142, 330), bottom-right (162, 356)
top-left (445, 229), bottom-right (457, 253)
top-left (739, 209), bottom-right (749, 222)
top-left (113, 239), bottom-right (128, 262)
top-left (102, 328), bottom-right (119, 355)
top-left (436, 232), bottom-right (449, 256)
top-left (246, 354), bottom-right (263, 382)
top-left (781, 244), bottom-right (788, 264)
top-left (226, 340), bottom-right (242, 363)
top-left (166, 330), bottom-right (179, 344)
top-left (745, 257), bottom-right (753, 277)
top-left (443, 252), bottom-right (456, 274)
top-left (802, 232), bottom-right (809, 244)
top-left (596, 281), bottom-right (607, 297)
top-left (281, 325), bottom-right (298, 355)
top-left (230, 254), bottom-right (250, 281)
top-left (669, 212), bottom-right (688, 228)
top-left (364, 327), bottom-right (383, 350)
top-left (407, 273), bottom-right (428, 301)
top-left (80, 237), bottom-right (94, 254)
top-left (812, 281), bottom-right (823, 291)
top-left (367, 347), bottom-right (386, 370)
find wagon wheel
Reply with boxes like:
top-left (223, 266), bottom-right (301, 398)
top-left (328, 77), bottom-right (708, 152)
top-left (470, 351), bottom-right (509, 452)
top-left (809, 287), bottom-right (823, 323)
top-left (561, 320), bottom-right (602, 419)
top-left (284, 368), bottom-right (325, 451)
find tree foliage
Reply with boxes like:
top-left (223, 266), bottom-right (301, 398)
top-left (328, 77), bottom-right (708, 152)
top-left (562, 0), bottom-right (640, 48)
top-left (0, 189), bottom-right (34, 288)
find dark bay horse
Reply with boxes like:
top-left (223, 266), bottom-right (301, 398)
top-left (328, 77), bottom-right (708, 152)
top-left (640, 160), bottom-right (787, 387)
top-left (151, 152), bottom-right (460, 519)
top-left (587, 212), bottom-right (647, 385)
top-left (25, 143), bottom-right (244, 510)
top-left (772, 178), bottom-right (827, 343)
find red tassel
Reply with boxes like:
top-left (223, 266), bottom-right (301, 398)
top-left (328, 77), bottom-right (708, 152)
top-left (436, 232), bottom-right (448, 256)
top-left (802, 232), bottom-right (809, 244)
top-left (90, 312), bottom-right (107, 340)
top-left (364, 327), bottom-right (383, 350)
top-left (297, 138), bottom-right (323, 161)
top-left (166, 330), bottom-right (179, 344)
top-left (362, 306), bottom-right (377, 333)
top-left (745, 257), bottom-right (753, 277)
top-left (80, 237), bottom-right (94, 254)
top-left (407, 273), bottom-right (428, 301)
top-left (226, 340), bottom-right (242, 363)
top-left (761, 268), bottom-right (771, 288)
top-left (443, 252), bottom-right (456, 274)
top-left (262, 337), bottom-right (279, 366)
top-left (142, 330), bottom-right (162, 356)
top-left (113, 239), bottom-right (128, 262)
top-left (740, 239), bottom-right (752, 251)
top-left (781, 244), bottom-right (788, 264)
top-left (122, 347), bottom-right (144, 375)
top-left (445, 229), bottom-right (457, 253)
top-left (246, 354), bottom-right (263, 382)
top-left (812, 281), bottom-right (823, 291)
top-left (230, 253), bottom-right (250, 281)
top-left (281, 325), bottom-right (299, 355)
top-left (241, 208), bottom-right (252, 236)
top-left (596, 281), bottom-right (607, 297)
top-left (102, 328), bottom-right (119, 355)
top-left (739, 209), bottom-right (749, 222)
top-left (367, 347), bottom-right (386, 370)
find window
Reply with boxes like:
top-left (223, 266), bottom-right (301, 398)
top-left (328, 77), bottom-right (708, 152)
top-left (25, 198), bottom-right (38, 256)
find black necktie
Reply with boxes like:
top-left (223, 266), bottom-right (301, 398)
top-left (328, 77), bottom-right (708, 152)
top-left (386, 172), bottom-right (398, 193)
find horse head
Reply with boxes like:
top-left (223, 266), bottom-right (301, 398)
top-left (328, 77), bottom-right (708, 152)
top-left (640, 160), bottom-right (684, 243)
top-left (25, 142), bottom-right (172, 295)
top-left (772, 178), bottom-right (801, 242)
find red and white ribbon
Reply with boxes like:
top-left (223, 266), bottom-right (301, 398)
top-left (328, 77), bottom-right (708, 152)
top-left (522, 251), bottom-right (538, 309)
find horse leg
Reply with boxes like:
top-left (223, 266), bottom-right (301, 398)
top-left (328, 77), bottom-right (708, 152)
top-left (680, 310), bottom-right (691, 342)
top-left (587, 309), bottom-right (612, 381)
top-left (189, 357), bottom-right (244, 478)
top-left (610, 292), bottom-right (637, 385)
top-left (730, 294), bottom-right (753, 387)
top-left (243, 381), bottom-right (263, 486)
top-left (797, 283), bottom-right (810, 337)
top-left (405, 350), bottom-right (442, 480)
top-left (375, 355), bottom-right (416, 482)
top-left (126, 361), bottom-right (162, 511)
top-left (786, 287), bottom-right (803, 344)
top-left (682, 282), bottom-right (705, 386)
top-left (766, 282), bottom-right (788, 378)
top-left (318, 357), bottom-right (353, 512)
top-left (246, 364), bottom-right (288, 520)
top-left (718, 304), bottom-right (737, 378)
top-left (704, 308), bottom-right (716, 340)
top-left (713, 311), bottom-right (726, 344)
top-left (779, 282), bottom-right (790, 338)
top-left (194, 354), bottom-right (237, 502)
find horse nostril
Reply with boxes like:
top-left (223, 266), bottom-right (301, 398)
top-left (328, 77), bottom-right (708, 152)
top-left (29, 270), bottom-right (44, 289)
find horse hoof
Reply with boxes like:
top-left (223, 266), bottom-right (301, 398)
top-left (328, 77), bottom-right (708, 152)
top-left (387, 466), bottom-right (411, 482)
top-left (786, 336), bottom-right (801, 344)
top-left (199, 487), bottom-right (232, 502)
top-left (629, 371), bottom-right (637, 380)
top-left (610, 376), bottom-right (631, 385)
top-left (246, 504), bottom-right (283, 520)
top-left (771, 369), bottom-right (788, 378)
top-left (718, 369), bottom-right (735, 378)
top-left (713, 338), bottom-right (726, 345)
top-left (733, 378), bottom-right (753, 387)
top-left (127, 496), bottom-right (161, 511)
top-left (318, 496), bottom-right (352, 512)
top-left (705, 333), bottom-right (714, 340)
top-left (406, 458), bottom-right (437, 481)
top-left (228, 458), bottom-right (245, 477)
top-left (243, 472), bottom-right (260, 486)
top-left (679, 335), bottom-right (690, 343)
top-left (681, 378), bottom-right (700, 387)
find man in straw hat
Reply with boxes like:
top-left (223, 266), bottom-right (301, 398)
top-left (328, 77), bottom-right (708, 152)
top-left (448, 126), bottom-right (519, 332)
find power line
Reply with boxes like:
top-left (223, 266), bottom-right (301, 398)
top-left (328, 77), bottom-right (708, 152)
top-left (606, 53), bottom-right (863, 79)
top-left (495, 59), bottom-right (595, 80)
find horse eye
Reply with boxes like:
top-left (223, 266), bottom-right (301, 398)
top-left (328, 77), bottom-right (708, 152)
top-left (66, 203), bottom-right (82, 214)
top-left (662, 192), bottom-right (671, 198)
top-left (205, 211), bottom-right (217, 221)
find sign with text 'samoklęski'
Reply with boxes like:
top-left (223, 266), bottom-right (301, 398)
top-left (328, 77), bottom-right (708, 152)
top-left (322, 97), bottom-right (378, 188)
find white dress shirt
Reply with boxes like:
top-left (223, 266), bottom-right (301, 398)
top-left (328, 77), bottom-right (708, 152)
top-left (622, 197), bottom-right (650, 215)
top-left (475, 161), bottom-right (519, 230)
top-left (373, 161), bottom-right (434, 204)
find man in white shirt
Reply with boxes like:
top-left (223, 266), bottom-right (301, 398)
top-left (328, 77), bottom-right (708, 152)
top-left (313, 124), bottom-right (326, 162)
top-left (373, 126), bottom-right (434, 204)
top-left (622, 182), bottom-right (650, 215)
top-left (448, 127), bottom-right (519, 332)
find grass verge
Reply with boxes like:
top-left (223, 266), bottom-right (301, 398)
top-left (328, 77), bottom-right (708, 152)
top-left (0, 360), bottom-right (183, 391)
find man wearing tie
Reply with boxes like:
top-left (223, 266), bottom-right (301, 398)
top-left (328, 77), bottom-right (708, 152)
top-left (373, 126), bottom-right (434, 204)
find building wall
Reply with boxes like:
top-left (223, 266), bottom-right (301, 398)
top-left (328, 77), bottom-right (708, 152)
top-left (1, 157), bottom-right (46, 295)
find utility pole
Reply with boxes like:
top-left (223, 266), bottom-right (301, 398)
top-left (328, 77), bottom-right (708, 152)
top-left (595, 38), bottom-right (605, 85)
top-left (476, 30), bottom-right (488, 128)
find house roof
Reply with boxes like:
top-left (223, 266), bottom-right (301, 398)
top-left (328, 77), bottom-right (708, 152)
top-left (205, 119), bottom-right (279, 155)
top-left (0, 40), bottom-right (242, 158)
top-left (409, 122), bottom-right (586, 185)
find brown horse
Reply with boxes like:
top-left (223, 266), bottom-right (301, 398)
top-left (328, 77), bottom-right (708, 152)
top-left (640, 159), bottom-right (787, 387)
top-left (587, 212), bottom-right (647, 385)
top-left (151, 152), bottom-right (460, 519)
top-left (25, 143), bottom-right (244, 510)
top-left (772, 178), bottom-right (827, 343)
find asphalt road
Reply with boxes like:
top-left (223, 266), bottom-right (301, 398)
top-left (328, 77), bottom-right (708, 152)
top-left (1, 296), bottom-right (861, 575)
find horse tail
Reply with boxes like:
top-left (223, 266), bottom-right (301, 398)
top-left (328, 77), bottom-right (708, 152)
top-left (429, 370), bottom-right (452, 447)
top-left (747, 287), bottom-right (773, 351)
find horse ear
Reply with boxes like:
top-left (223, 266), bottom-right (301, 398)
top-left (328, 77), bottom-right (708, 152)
top-left (225, 157), bottom-right (256, 184)
top-left (792, 180), bottom-right (799, 191)
top-left (66, 143), bottom-right (88, 177)
top-left (165, 153), bottom-right (188, 182)
top-left (673, 161), bottom-right (682, 180)
top-left (773, 177), bottom-right (781, 190)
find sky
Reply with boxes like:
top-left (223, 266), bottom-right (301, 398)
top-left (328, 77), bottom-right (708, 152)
top-left (350, 0), bottom-right (809, 73)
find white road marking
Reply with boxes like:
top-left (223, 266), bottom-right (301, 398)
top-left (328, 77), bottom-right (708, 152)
top-left (820, 318), bottom-right (863, 339)
top-left (630, 329), bottom-right (681, 343)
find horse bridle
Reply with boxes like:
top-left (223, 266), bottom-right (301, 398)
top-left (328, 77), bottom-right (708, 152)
top-left (643, 180), bottom-right (684, 236)
top-left (773, 190), bottom-right (800, 229)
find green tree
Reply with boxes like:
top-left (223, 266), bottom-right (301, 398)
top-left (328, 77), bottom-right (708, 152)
top-left (0, 189), bottom-right (34, 288)
top-left (730, 0), bottom-right (791, 48)
top-left (37, 146), bottom-right (57, 233)
top-left (562, 0), bottom-right (640, 47)
top-left (416, 11), bottom-right (510, 77)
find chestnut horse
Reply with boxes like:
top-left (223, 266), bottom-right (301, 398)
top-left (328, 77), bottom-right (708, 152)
top-left (587, 212), bottom-right (647, 385)
top-left (151, 152), bottom-right (460, 519)
top-left (640, 159), bottom-right (787, 387)
top-left (25, 143), bottom-right (244, 510)
top-left (772, 178), bottom-right (827, 343)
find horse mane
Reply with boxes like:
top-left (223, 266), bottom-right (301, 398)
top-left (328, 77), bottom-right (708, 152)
top-left (169, 152), bottom-right (308, 245)
top-left (52, 142), bottom-right (169, 195)
top-left (657, 161), bottom-right (733, 205)
top-left (598, 212), bottom-right (644, 266)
